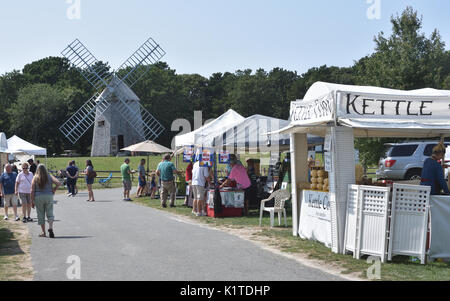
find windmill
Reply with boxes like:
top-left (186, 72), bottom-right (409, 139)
top-left (59, 38), bottom-right (166, 156)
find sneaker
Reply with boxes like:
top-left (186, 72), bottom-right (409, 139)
top-left (27, 217), bottom-right (33, 222)
top-left (195, 212), bottom-right (201, 217)
top-left (67, 193), bottom-right (72, 197)
top-left (202, 211), bottom-right (207, 217)
top-left (162, 204), bottom-right (167, 208)
top-left (3, 215), bottom-right (8, 220)
top-left (170, 204), bottom-right (176, 208)
top-left (22, 217), bottom-right (27, 223)
top-left (15, 216), bottom-right (20, 221)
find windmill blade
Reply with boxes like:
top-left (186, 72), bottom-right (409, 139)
top-left (61, 39), bottom-right (112, 91)
top-left (114, 91), bottom-right (165, 141)
top-left (115, 37), bottom-right (166, 88)
top-left (59, 93), bottom-right (112, 144)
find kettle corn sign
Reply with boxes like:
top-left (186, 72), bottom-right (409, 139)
top-left (339, 93), bottom-right (450, 119)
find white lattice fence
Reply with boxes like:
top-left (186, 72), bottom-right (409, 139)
top-left (344, 185), bottom-right (360, 255)
top-left (388, 184), bottom-right (431, 264)
top-left (355, 186), bottom-right (390, 262)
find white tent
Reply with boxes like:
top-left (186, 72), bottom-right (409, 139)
top-left (174, 109), bottom-right (245, 148)
top-left (275, 81), bottom-right (450, 254)
top-left (198, 114), bottom-right (290, 151)
top-left (6, 135), bottom-right (47, 156)
top-left (278, 81), bottom-right (450, 138)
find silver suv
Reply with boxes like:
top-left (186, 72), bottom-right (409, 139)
top-left (376, 141), bottom-right (450, 180)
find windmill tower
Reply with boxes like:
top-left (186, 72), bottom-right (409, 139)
top-left (59, 38), bottom-right (166, 156)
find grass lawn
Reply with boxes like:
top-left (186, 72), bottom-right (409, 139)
top-left (0, 213), bottom-right (33, 281)
top-left (135, 196), bottom-right (450, 281)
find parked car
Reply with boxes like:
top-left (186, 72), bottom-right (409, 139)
top-left (376, 141), bottom-right (450, 180)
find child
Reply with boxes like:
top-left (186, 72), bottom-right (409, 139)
top-left (150, 172), bottom-right (157, 199)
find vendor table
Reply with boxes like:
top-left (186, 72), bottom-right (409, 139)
top-left (429, 195), bottom-right (450, 260)
top-left (298, 190), bottom-right (332, 247)
top-left (206, 188), bottom-right (245, 218)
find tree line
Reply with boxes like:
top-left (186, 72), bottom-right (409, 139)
top-left (1, 7), bottom-right (449, 166)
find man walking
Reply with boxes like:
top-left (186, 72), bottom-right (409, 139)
top-left (121, 158), bottom-right (133, 201)
top-left (191, 159), bottom-right (211, 216)
top-left (156, 154), bottom-right (180, 208)
top-left (0, 164), bottom-right (19, 221)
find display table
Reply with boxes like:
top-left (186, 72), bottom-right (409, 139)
top-left (206, 188), bottom-right (245, 218)
top-left (429, 195), bottom-right (450, 260)
top-left (298, 190), bottom-right (332, 247)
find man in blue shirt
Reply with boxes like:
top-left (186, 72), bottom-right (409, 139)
top-left (156, 154), bottom-right (180, 208)
top-left (0, 164), bottom-right (19, 221)
top-left (421, 142), bottom-right (450, 195)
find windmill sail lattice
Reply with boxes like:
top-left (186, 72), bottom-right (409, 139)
top-left (116, 37), bottom-right (166, 88)
top-left (59, 93), bottom-right (111, 143)
top-left (59, 37), bottom-right (166, 145)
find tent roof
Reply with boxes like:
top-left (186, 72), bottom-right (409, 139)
top-left (6, 135), bottom-right (47, 156)
top-left (175, 109), bottom-right (245, 148)
top-left (121, 140), bottom-right (173, 154)
top-left (278, 82), bottom-right (450, 138)
top-left (197, 114), bottom-right (290, 151)
top-left (303, 81), bottom-right (450, 101)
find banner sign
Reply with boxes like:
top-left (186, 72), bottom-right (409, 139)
top-left (219, 150), bottom-right (230, 164)
top-left (338, 93), bottom-right (450, 120)
top-left (199, 148), bottom-right (214, 167)
top-left (290, 93), bottom-right (334, 126)
top-left (299, 190), bottom-right (332, 247)
top-left (183, 146), bottom-right (194, 163)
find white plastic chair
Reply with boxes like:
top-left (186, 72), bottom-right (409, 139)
top-left (259, 189), bottom-right (290, 227)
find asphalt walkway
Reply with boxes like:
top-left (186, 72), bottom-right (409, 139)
top-left (27, 188), bottom-right (346, 281)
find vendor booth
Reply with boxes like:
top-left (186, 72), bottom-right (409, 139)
top-left (274, 81), bottom-right (450, 262)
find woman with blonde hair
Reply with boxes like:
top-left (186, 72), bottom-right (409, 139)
top-left (15, 162), bottom-right (34, 223)
top-left (30, 164), bottom-right (61, 238)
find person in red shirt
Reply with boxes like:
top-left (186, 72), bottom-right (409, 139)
top-left (184, 159), bottom-right (194, 206)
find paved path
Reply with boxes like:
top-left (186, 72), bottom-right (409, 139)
top-left (27, 188), bottom-right (346, 281)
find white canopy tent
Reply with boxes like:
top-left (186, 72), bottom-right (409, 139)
top-left (197, 114), bottom-right (291, 152)
top-left (174, 109), bottom-right (245, 149)
top-left (274, 82), bottom-right (450, 254)
top-left (7, 135), bottom-right (47, 156)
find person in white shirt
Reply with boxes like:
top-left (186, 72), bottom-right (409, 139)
top-left (191, 160), bottom-right (211, 216)
top-left (15, 162), bottom-right (34, 223)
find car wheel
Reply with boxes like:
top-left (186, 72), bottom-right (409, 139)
top-left (405, 170), bottom-right (422, 181)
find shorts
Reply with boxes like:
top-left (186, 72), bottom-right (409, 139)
top-left (192, 185), bottom-right (206, 201)
top-left (85, 177), bottom-right (94, 185)
top-left (19, 193), bottom-right (31, 205)
top-left (123, 180), bottom-right (132, 191)
top-left (3, 194), bottom-right (18, 207)
top-left (138, 177), bottom-right (146, 188)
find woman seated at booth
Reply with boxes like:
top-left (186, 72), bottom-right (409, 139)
top-left (420, 141), bottom-right (450, 195)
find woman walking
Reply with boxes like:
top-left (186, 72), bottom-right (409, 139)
top-left (15, 162), bottom-right (34, 223)
top-left (30, 164), bottom-right (61, 238)
top-left (85, 160), bottom-right (96, 202)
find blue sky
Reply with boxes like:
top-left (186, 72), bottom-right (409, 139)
top-left (1, 0), bottom-right (449, 77)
